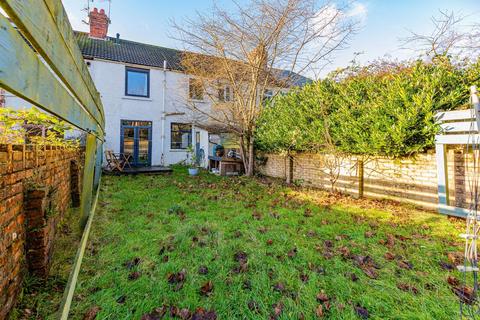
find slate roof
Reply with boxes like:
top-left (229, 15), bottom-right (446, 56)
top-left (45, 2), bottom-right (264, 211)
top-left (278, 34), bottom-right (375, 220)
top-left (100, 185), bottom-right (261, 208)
top-left (74, 31), bottom-right (310, 86)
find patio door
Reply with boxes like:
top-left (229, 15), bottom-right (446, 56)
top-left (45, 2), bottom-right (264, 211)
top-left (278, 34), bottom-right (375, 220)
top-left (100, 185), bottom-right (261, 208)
top-left (121, 120), bottom-right (152, 167)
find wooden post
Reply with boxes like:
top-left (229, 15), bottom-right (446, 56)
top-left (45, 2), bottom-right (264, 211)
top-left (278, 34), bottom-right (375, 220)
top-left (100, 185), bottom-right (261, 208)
top-left (357, 158), bottom-right (364, 199)
top-left (286, 154), bottom-right (293, 184)
top-left (436, 143), bottom-right (449, 210)
top-left (93, 141), bottom-right (103, 191)
top-left (79, 134), bottom-right (96, 229)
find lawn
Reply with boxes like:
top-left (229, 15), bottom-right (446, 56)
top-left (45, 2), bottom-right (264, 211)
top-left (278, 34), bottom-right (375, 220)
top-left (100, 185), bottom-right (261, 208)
top-left (69, 167), bottom-right (465, 319)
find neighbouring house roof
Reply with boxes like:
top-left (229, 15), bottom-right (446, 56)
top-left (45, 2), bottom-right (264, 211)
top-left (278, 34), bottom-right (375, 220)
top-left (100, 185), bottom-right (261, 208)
top-left (74, 31), bottom-right (311, 87)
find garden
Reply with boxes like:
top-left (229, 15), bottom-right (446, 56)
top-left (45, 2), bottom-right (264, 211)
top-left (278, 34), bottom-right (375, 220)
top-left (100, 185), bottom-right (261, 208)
top-left (52, 168), bottom-right (465, 319)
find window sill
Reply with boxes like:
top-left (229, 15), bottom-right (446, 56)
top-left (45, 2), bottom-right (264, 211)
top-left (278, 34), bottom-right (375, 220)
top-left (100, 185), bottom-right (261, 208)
top-left (188, 98), bottom-right (206, 103)
top-left (122, 96), bottom-right (153, 102)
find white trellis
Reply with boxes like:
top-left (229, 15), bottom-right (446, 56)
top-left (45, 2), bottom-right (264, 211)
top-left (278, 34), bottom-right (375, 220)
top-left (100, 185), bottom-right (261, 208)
top-left (435, 86), bottom-right (480, 218)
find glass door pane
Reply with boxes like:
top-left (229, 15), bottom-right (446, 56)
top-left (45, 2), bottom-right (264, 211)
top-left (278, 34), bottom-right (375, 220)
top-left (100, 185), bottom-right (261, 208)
top-left (137, 127), bottom-right (150, 166)
top-left (123, 127), bottom-right (135, 159)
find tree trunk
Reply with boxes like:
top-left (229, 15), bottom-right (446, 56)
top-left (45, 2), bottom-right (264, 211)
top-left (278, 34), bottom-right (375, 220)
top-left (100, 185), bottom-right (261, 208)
top-left (246, 135), bottom-right (255, 176)
top-left (239, 136), bottom-right (248, 173)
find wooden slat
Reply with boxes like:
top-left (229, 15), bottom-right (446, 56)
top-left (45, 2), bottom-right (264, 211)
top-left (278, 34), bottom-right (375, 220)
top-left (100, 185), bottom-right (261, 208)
top-left (435, 134), bottom-right (480, 145)
top-left (435, 109), bottom-right (475, 122)
top-left (79, 134), bottom-right (97, 228)
top-left (440, 121), bottom-right (477, 133)
top-left (438, 203), bottom-right (470, 218)
top-left (0, 14), bottom-right (100, 135)
top-left (42, 0), bottom-right (104, 123)
top-left (58, 173), bottom-right (100, 320)
top-left (1, 0), bottom-right (105, 132)
top-left (435, 143), bottom-right (449, 207)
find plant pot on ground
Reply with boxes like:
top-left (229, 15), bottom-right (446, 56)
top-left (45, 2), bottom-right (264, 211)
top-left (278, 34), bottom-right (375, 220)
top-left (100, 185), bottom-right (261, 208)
top-left (186, 146), bottom-right (200, 176)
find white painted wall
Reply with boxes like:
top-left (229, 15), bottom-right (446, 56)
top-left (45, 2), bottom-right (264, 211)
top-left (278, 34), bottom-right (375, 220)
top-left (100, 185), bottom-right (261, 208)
top-left (87, 59), bottom-right (211, 167)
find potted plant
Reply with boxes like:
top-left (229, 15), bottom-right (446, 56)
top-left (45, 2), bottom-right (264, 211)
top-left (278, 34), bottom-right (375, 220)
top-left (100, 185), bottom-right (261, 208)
top-left (186, 146), bottom-right (199, 176)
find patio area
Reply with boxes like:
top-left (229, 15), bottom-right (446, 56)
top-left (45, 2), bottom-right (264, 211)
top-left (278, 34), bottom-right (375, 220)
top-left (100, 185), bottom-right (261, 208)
top-left (59, 167), bottom-right (465, 319)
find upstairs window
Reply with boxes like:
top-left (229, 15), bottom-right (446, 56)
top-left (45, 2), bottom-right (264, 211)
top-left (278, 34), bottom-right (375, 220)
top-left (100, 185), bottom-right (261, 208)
top-left (189, 78), bottom-right (204, 101)
top-left (218, 85), bottom-right (232, 102)
top-left (171, 123), bottom-right (192, 149)
top-left (126, 67), bottom-right (150, 97)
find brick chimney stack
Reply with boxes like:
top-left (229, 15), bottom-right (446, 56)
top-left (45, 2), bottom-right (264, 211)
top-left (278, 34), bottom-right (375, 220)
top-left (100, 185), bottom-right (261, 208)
top-left (89, 8), bottom-right (110, 39)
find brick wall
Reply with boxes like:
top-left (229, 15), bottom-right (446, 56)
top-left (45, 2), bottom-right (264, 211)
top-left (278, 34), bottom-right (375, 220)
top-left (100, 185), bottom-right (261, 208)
top-left (258, 146), bottom-right (474, 211)
top-left (0, 144), bottom-right (82, 319)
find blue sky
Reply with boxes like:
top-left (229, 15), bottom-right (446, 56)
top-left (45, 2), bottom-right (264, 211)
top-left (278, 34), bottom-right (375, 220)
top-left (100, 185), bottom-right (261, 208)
top-left (63, 0), bottom-right (480, 77)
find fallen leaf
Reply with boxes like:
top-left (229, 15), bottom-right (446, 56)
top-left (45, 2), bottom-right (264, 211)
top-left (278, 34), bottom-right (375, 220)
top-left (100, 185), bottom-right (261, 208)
top-left (362, 267), bottom-right (378, 279)
top-left (198, 266), bottom-right (209, 275)
top-left (447, 276), bottom-right (460, 287)
top-left (267, 239), bottom-right (273, 245)
top-left (315, 304), bottom-right (324, 317)
top-left (200, 281), bottom-right (214, 296)
top-left (167, 269), bottom-right (187, 290)
top-left (364, 231), bottom-right (375, 238)
top-left (349, 273), bottom-right (359, 282)
top-left (123, 257), bottom-right (141, 270)
top-left (316, 292), bottom-right (329, 303)
top-left (307, 230), bottom-right (317, 237)
top-left (128, 271), bottom-right (141, 281)
top-left (339, 246), bottom-right (351, 259)
top-left (242, 280), bottom-right (252, 290)
top-left (386, 234), bottom-right (395, 247)
top-left (354, 305), bottom-right (369, 319)
top-left (300, 273), bottom-right (309, 283)
top-left (83, 306), bottom-right (100, 320)
top-left (248, 300), bottom-right (260, 313)
top-left (273, 282), bottom-right (286, 293)
top-left (192, 307), bottom-right (217, 319)
top-left (270, 302), bottom-right (284, 319)
top-left (447, 252), bottom-right (463, 265)
top-left (258, 227), bottom-right (268, 234)
top-left (287, 247), bottom-right (298, 258)
top-left (384, 252), bottom-right (395, 261)
top-left (397, 283), bottom-right (419, 294)
top-left (453, 286), bottom-right (475, 305)
top-left (178, 308), bottom-right (192, 320)
top-left (252, 210), bottom-right (262, 220)
top-left (304, 208), bottom-right (313, 217)
top-left (397, 260), bottom-right (413, 270)
top-left (234, 251), bottom-right (248, 263)
top-left (439, 261), bottom-right (454, 271)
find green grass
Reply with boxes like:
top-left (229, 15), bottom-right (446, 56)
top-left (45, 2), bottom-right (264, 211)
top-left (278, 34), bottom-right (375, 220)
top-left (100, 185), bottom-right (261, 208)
top-left (68, 166), bottom-right (464, 319)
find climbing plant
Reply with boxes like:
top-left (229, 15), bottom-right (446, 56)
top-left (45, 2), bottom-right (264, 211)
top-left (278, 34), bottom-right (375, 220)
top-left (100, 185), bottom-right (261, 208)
top-left (0, 107), bottom-right (79, 147)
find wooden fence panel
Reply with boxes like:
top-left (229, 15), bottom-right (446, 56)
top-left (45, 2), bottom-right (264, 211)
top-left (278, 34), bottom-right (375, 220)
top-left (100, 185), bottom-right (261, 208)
top-left (0, 14), bottom-right (100, 134)
top-left (1, 0), bottom-right (105, 131)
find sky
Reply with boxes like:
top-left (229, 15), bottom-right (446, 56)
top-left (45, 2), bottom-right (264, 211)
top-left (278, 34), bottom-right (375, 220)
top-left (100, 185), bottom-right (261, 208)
top-left (63, 0), bottom-right (480, 78)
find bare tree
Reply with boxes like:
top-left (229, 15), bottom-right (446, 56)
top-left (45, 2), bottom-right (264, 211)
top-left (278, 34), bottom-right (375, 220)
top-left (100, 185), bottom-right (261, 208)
top-left (402, 10), bottom-right (479, 58)
top-left (172, 0), bottom-right (356, 176)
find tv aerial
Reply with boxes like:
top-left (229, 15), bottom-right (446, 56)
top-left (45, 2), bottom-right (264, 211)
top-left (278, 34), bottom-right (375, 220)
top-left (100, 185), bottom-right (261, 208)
top-left (82, 0), bottom-right (111, 25)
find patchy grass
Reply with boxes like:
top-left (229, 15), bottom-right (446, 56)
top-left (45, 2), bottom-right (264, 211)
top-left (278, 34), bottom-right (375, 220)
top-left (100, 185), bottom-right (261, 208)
top-left (69, 166), bottom-right (464, 319)
top-left (10, 208), bottom-right (81, 319)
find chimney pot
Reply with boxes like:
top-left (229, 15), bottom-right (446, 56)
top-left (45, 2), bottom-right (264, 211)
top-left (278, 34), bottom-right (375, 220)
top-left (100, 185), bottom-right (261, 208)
top-left (89, 7), bottom-right (110, 39)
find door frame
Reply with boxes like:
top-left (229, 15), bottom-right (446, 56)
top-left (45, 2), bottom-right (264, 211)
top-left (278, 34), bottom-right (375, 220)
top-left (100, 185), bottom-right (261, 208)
top-left (120, 120), bottom-right (152, 167)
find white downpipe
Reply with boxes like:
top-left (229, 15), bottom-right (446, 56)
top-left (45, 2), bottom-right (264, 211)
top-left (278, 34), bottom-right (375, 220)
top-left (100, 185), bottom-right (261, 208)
top-left (161, 60), bottom-right (167, 165)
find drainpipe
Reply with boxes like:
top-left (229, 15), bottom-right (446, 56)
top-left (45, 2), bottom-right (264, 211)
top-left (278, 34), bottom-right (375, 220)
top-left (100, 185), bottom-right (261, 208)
top-left (161, 60), bottom-right (167, 165)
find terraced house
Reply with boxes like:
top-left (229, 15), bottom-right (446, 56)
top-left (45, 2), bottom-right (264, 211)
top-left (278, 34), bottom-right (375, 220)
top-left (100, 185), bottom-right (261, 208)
top-left (5, 7), bottom-right (308, 169)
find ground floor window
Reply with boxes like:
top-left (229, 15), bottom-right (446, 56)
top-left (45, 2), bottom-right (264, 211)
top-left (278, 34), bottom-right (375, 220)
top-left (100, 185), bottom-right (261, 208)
top-left (171, 123), bottom-right (192, 149)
